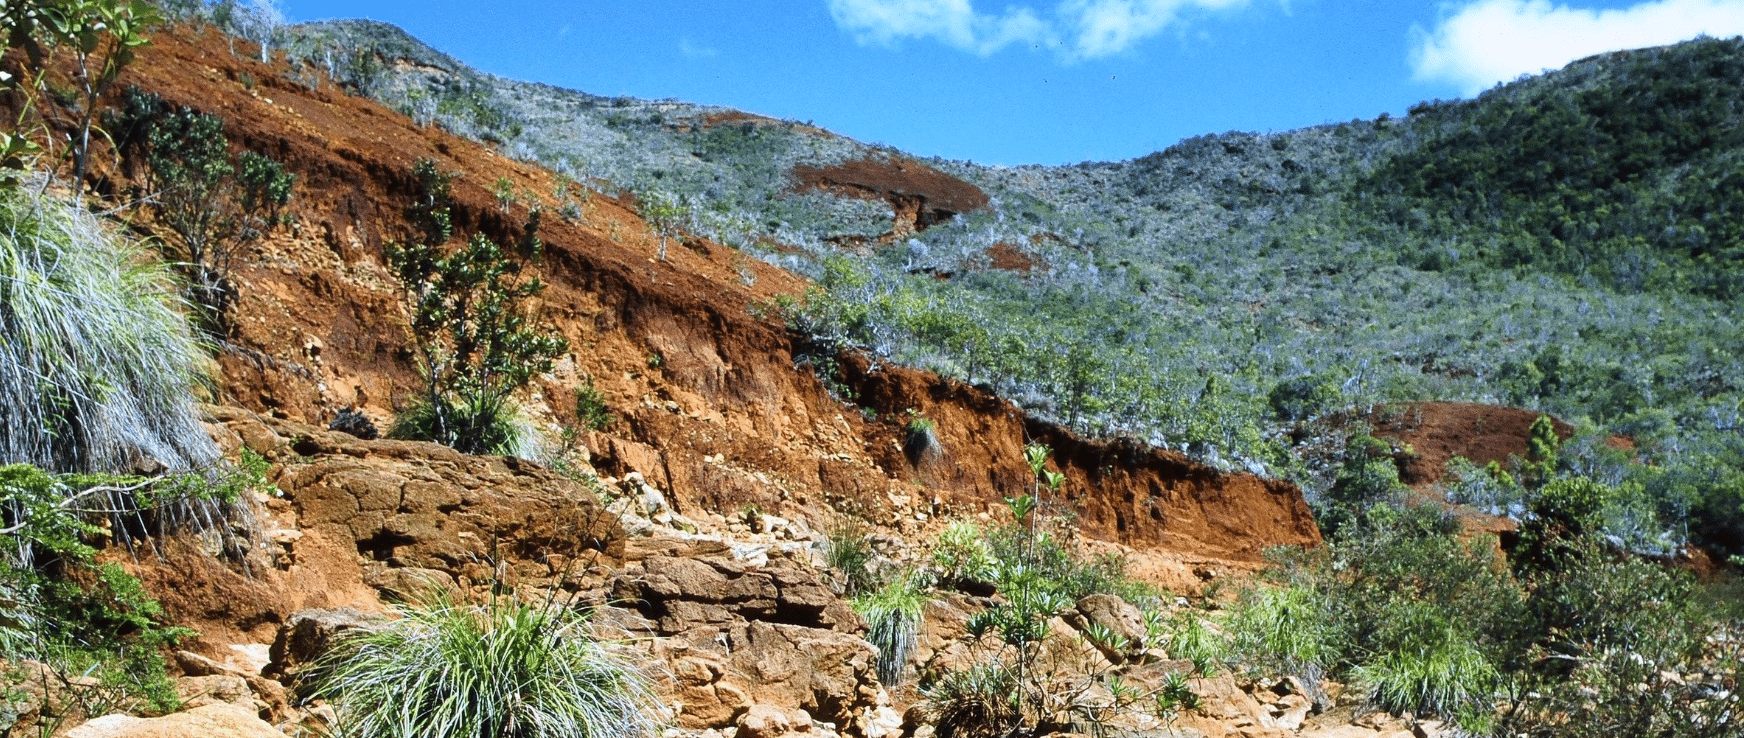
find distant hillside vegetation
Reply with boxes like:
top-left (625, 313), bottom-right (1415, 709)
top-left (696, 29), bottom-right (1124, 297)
top-left (1367, 37), bottom-right (1744, 299)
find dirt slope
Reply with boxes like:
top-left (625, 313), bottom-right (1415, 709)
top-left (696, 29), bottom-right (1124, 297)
top-left (107, 26), bottom-right (1318, 578)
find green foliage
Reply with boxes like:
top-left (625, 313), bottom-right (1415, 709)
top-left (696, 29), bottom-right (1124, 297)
top-left (635, 189), bottom-right (685, 261)
top-left (1318, 434), bottom-right (1407, 536)
top-left (1367, 38), bottom-right (1744, 299)
top-left (1223, 584), bottom-right (1339, 682)
top-left (1267, 374), bottom-right (1341, 422)
top-left (0, 174), bottom-right (216, 473)
top-left (386, 160), bottom-right (568, 456)
top-left (109, 87), bottom-right (294, 332)
top-left (573, 381), bottom-right (613, 432)
top-left (0, 464), bottom-right (215, 722)
top-left (930, 521), bottom-right (993, 588)
top-left (853, 569), bottom-right (930, 684)
top-left (388, 395), bottom-right (525, 458)
top-left (0, 0), bottom-right (160, 188)
top-left (313, 593), bottom-right (664, 738)
top-left (1351, 601), bottom-right (1499, 733)
top-left (924, 660), bottom-right (1021, 738)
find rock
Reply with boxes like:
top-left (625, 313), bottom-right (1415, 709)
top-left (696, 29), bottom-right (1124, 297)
top-left (738, 704), bottom-right (809, 738)
top-left (214, 409), bottom-right (624, 580)
top-left (1269, 693), bottom-right (1313, 731)
top-left (173, 675), bottom-right (253, 711)
top-left (267, 607), bottom-right (382, 679)
top-left (65, 704), bottom-right (284, 738)
top-left (173, 652), bottom-right (293, 723)
top-left (327, 407), bottom-right (378, 439)
top-left (365, 566), bottom-right (457, 601)
top-left (1067, 593), bottom-right (1149, 658)
top-left (621, 553), bottom-right (860, 634)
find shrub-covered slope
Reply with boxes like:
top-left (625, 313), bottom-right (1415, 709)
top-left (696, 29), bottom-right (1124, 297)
top-left (278, 23), bottom-right (1743, 558)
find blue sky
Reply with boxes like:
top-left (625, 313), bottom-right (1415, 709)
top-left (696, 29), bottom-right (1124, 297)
top-left (276, 0), bottom-right (1744, 166)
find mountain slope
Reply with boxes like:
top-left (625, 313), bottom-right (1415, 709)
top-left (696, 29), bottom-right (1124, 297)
top-left (272, 20), bottom-right (1743, 558)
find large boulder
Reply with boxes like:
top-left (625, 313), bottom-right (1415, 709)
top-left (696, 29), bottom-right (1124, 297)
top-left (208, 407), bottom-right (624, 596)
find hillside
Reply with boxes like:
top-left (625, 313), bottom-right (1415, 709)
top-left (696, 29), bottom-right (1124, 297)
top-left (275, 21), bottom-right (1743, 560)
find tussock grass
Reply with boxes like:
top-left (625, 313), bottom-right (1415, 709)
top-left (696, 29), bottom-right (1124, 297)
top-left (0, 177), bottom-right (215, 474)
top-left (315, 593), bottom-right (665, 738)
top-left (853, 569), bottom-right (930, 684)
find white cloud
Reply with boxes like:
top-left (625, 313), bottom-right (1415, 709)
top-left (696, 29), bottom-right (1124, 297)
top-left (680, 39), bottom-right (718, 58)
top-left (825, 0), bottom-right (1252, 58)
top-left (1063, 0), bottom-right (1248, 57)
top-left (1412, 0), bottom-right (1744, 96)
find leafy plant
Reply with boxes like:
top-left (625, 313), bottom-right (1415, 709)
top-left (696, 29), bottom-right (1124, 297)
top-left (313, 592), bottom-right (664, 738)
top-left (1, 0), bottom-right (160, 188)
top-left (930, 521), bottom-right (993, 589)
top-left (924, 660), bottom-right (1021, 738)
top-left (573, 381), bottom-right (613, 432)
top-left (822, 517), bottom-right (877, 596)
top-left (386, 160), bottom-right (568, 456)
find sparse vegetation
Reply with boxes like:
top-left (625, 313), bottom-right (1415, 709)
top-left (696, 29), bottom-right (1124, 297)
top-left (853, 569), bottom-right (929, 684)
top-left (109, 87), bottom-right (294, 333)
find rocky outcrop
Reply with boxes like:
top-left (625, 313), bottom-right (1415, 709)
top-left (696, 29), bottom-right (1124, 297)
top-left (209, 406), bottom-right (622, 596)
top-left (607, 547), bottom-right (886, 732)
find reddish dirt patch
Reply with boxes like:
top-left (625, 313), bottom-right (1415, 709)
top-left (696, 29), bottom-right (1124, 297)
top-left (1366, 402), bottom-right (1573, 487)
top-left (688, 111), bottom-right (836, 139)
top-left (983, 242), bottom-right (1043, 273)
top-left (792, 156), bottom-right (989, 241)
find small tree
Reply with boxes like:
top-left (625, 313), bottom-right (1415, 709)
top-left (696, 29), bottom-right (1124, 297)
top-left (110, 88), bottom-right (293, 333)
top-left (387, 159), bottom-right (568, 455)
top-left (635, 189), bottom-right (684, 261)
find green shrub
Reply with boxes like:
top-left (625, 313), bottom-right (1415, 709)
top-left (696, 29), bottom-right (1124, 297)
top-left (924, 660), bottom-right (1021, 738)
top-left (1268, 374), bottom-right (1340, 421)
top-left (0, 176), bottom-right (216, 473)
top-left (1352, 602), bottom-right (1499, 734)
top-left (110, 87), bottom-right (294, 333)
top-left (387, 395), bottom-right (529, 458)
top-left (1223, 585), bottom-right (1339, 682)
top-left (574, 381), bottom-right (613, 432)
top-left (386, 160), bottom-right (568, 456)
top-left (313, 593), bottom-right (664, 738)
top-left (853, 569), bottom-right (930, 684)
top-left (0, 465), bottom-right (211, 722)
top-left (930, 521), bottom-right (993, 588)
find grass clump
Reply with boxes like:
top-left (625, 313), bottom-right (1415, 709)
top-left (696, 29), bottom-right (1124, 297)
top-left (313, 593), bottom-right (664, 738)
top-left (0, 176), bottom-right (216, 474)
top-left (853, 569), bottom-right (930, 684)
top-left (822, 517), bottom-right (877, 596)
